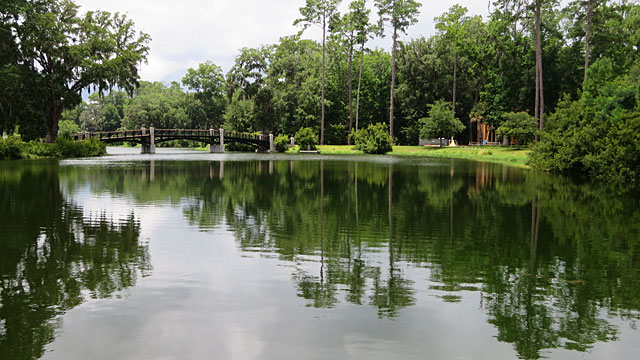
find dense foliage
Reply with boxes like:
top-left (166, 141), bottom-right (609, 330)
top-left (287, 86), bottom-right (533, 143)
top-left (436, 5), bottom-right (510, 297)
top-left (530, 59), bottom-right (640, 182)
top-left (0, 136), bottom-right (106, 160)
top-left (274, 134), bottom-right (291, 152)
top-left (295, 127), bottom-right (319, 150)
top-left (496, 112), bottom-right (538, 148)
top-left (0, 136), bottom-right (23, 159)
top-left (351, 122), bottom-right (393, 154)
top-left (0, 0), bottom-right (150, 141)
top-left (57, 120), bottom-right (80, 139)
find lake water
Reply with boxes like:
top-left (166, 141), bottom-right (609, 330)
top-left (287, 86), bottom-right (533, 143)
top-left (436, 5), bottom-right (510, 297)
top-left (1, 147), bottom-right (640, 359)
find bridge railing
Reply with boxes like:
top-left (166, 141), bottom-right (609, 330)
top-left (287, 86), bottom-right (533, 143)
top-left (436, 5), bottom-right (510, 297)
top-left (226, 131), bottom-right (263, 141)
top-left (155, 129), bottom-right (216, 138)
top-left (74, 129), bottom-right (144, 141)
top-left (74, 128), bottom-right (270, 144)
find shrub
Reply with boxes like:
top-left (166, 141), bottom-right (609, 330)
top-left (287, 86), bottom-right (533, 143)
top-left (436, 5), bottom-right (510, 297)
top-left (1, 135), bottom-right (106, 159)
top-left (58, 138), bottom-right (106, 157)
top-left (24, 140), bottom-right (57, 157)
top-left (530, 59), bottom-right (640, 182)
top-left (274, 134), bottom-right (290, 152)
top-left (295, 127), bottom-right (318, 150)
top-left (0, 136), bottom-right (25, 160)
top-left (350, 123), bottom-right (393, 154)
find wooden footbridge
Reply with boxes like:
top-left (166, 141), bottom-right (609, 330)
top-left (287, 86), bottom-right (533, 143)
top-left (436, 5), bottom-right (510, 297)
top-left (74, 127), bottom-right (274, 154)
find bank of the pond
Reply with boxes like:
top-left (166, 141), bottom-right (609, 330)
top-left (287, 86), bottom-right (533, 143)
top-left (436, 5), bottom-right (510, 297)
top-left (193, 143), bottom-right (530, 168)
top-left (0, 136), bottom-right (106, 160)
top-left (310, 145), bottom-right (531, 168)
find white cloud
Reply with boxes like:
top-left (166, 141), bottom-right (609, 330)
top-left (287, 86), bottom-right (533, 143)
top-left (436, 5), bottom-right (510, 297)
top-left (74, 0), bottom-right (490, 83)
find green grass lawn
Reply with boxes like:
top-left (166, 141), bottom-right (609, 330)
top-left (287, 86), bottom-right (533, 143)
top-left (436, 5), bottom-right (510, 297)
top-left (315, 145), bottom-right (531, 168)
top-left (189, 143), bottom-right (530, 168)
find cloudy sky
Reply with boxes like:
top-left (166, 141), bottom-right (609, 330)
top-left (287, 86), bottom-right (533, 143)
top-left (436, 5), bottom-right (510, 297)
top-left (74, 0), bottom-right (492, 83)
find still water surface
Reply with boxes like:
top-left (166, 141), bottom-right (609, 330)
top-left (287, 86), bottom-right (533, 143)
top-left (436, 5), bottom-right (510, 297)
top-left (1, 147), bottom-right (640, 359)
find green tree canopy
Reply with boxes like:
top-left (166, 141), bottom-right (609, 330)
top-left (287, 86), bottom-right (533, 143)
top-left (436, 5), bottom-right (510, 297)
top-left (1, 0), bottom-right (150, 141)
top-left (496, 111), bottom-right (538, 147)
top-left (419, 100), bottom-right (465, 146)
top-left (182, 61), bottom-right (227, 129)
top-left (122, 82), bottom-right (189, 130)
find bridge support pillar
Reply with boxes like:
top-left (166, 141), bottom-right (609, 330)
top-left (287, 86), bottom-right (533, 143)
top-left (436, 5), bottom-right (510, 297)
top-left (141, 126), bottom-right (156, 154)
top-left (269, 132), bottom-right (275, 152)
top-left (209, 128), bottom-right (225, 153)
top-left (149, 127), bottom-right (156, 154)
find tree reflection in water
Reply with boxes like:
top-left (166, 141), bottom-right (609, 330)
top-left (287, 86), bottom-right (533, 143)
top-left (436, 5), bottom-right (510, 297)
top-left (50, 158), bottom-right (640, 359)
top-left (0, 162), bottom-right (150, 360)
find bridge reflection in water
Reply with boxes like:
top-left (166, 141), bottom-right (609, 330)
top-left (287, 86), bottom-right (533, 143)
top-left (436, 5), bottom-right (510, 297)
top-left (73, 127), bottom-right (275, 153)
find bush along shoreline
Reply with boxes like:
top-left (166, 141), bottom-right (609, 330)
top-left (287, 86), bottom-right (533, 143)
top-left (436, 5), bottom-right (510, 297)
top-left (0, 135), bottom-right (106, 160)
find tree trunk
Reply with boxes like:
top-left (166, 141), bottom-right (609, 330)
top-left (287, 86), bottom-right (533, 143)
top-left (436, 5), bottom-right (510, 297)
top-left (453, 51), bottom-right (458, 114)
top-left (321, 16), bottom-right (326, 145)
top-left (45, 99), bottom-right (62, 143)
top-left (348, 34), bottom-right (355, 145)
top-left (498, 50), bottom-right (504, 89)
top-left (389, 27), bottom-right (397, 140)
top-left (536, 0), bottom-right (544, 132)
top-left (355, 42), bottom-right (365, 133)
top-left (534, 0), bottom-right (545, 137)
top-left (534, 53), bottom-right (539, 129)
top-left (584, 0), bottom-right (593, 82)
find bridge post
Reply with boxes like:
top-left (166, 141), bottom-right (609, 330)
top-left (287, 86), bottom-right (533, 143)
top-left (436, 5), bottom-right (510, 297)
top-left (141, 126), bottom-right (147, 153)
top-left (141, 126), bottom-right (149, 154)
top-left (209, 128), bottom-right (225, 153)
top-left (269, 132), bottom-right (275, 152)
top-left (149, 127), bottom-right (156, 154)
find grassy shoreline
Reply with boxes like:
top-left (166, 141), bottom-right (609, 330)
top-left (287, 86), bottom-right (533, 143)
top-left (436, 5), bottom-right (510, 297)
top-left (314, 145), bottom-right (531, 168)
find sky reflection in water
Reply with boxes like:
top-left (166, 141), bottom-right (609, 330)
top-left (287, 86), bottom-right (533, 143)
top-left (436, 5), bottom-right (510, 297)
top-left (1, 150), bottom-right (640, 359)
